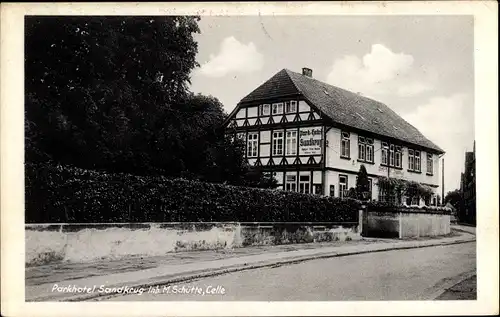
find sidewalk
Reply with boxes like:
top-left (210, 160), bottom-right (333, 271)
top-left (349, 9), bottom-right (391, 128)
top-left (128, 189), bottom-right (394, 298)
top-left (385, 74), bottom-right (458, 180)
top-left (26, 229), bottom-right (475, 302)
top-left (436, 274), bottom-right (477, 300)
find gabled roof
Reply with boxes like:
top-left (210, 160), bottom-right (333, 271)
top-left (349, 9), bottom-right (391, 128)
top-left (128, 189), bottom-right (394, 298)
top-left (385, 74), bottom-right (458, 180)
top-left (238, 69), bottom-right (444, 154)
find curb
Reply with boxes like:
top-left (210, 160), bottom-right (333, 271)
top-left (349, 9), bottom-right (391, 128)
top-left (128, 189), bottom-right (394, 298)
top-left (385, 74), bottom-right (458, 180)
top-left (428, 270), bottom-right (477, 300)
top-left (30, 236), bottom-right (475, 302)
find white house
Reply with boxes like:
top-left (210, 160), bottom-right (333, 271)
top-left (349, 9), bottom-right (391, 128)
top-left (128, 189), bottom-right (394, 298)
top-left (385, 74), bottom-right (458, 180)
top-left (224, 68), bottom-right (444, 205)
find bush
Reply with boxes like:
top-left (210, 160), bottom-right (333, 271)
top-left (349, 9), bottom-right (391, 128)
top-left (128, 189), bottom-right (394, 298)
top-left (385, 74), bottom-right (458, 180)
top-left (26, 163), bottom-right (361, 223)
top-left (365, 201), bottom-right (452, 215)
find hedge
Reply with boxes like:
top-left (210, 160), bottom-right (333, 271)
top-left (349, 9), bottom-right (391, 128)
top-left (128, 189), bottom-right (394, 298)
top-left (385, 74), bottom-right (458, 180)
top-left (25, 163), bottom-right (361, 223)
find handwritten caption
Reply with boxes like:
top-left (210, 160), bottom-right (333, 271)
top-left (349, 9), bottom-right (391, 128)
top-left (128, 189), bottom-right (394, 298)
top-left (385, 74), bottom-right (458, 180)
top-left (51, 284), bottom-right (226, 296)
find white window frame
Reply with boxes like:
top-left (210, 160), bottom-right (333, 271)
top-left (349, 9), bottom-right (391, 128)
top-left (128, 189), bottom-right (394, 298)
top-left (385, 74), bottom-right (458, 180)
top-left (339, 175), bottom-right (348, 198)
top-left (285, 129), bottom-right (298, 156)
top-left (272, 102), bottom-right (284, 115)
top-left (260, 104), bottom-right (270, 116)
top-left (395, 146), bottom-right (402, 168)
top-left (427, 153), bottom-right (433, 174)
top-left (389, 144), bottom-right (395, 166)
top-left (247, 132), bottom-right (259, 158)
top-left (272, 130), bottom-right (284, 156)
top-left (381, 142), bottom-right (389, 165)
top-left (299, 174), bottom-right (311, 194)
top-left (415, 150), bottom-right (421, 172)
top-left (358, 136), bottom-right (366, 161)
top-left (341, 132), bottom-right (350, 158)
top-left (366, 138), bottom-right (374, 163)
top-left (408, 149), bottom-right (415, 171)
top-left (286, 100), bottom-right (297, 113)
top-left (358, 136), bottom-right (374, 163)
top-left (285, 174), bottom-right (297, 192)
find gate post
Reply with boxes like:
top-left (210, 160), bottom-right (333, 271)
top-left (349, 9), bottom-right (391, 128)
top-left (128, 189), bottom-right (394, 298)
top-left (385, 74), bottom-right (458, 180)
top-left (359, 204), bottom-right (366, 236)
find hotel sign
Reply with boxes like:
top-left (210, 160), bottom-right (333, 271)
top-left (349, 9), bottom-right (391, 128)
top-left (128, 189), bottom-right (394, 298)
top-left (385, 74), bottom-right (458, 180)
top-left (299, 127), bottom-right (323, 155)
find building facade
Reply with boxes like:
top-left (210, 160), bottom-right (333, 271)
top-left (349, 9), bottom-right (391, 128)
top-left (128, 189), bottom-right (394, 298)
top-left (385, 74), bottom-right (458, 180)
top-left (225, 68), bottom-right (445, 205)
top-left (459, 141), bottom-right (476, 224)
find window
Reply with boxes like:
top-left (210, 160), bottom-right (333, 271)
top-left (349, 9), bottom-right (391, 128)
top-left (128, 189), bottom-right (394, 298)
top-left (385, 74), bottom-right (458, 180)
top-left (366, 138), bottom-right (374, 163)
top-left (247, 133), bottom-right (258, 157)
top-left (426, 153), bottom-right (433, 174)
top-left (378, 181), bottom-right (398, 204)
top-left (411, 195), bottom-right (420, 206)
top-left (272, 103), bottom-right (284, 115)
top-left (260, 104), bottom-right (270, 116)
top-left (286, 100), bottom-right (297, 113)
top-left (272, 131), bottom-right (284, 156)
top-left (358, 137), bottom-right (373, 162)
top-left (408, 149), bottom-right (421, 172)
top-left (389, 144), bottom-right (395, 166)
top-left (285, 174), bottom-right (297, 192)
top-left (378, 184), bottom-right (386, 203)
top-left (408, 149), bottom-right (415, 170)
top-left (358, 137), bottom-right (366, 161)
top-left (415, 150), bottom-right (421, 172)
top-left (314, 184), bottom-right (323, 196)
top-left (381, 142), bottom-right (389, 165)
top-left (382, 142), bottom-right (401, 167)
top-left (299, 175), bottom-right (311, 194)
top-left (395, 146), bottom-right (402, 168)
top-left (339, 175), bottom-right (348, 198)
top-left (285, 130), bottom-right (297, 155)
top-left (341, 132), bottom-right (350, 158)
top-left (329, 185), bottom-right (335, 197)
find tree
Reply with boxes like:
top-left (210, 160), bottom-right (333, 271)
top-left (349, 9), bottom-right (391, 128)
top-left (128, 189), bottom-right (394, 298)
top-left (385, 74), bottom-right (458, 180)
top-left (25, 16), bottom-right (200, 175)
top-left (355, 164), bottom-right (370, 200)
top-left (25, 16), bottom-right (274, 189)
top-left (243, 168), bottom-right (279, 189)
top-left (346, 187), bottom-right (358, 199)
top-left (444, 189), bottom-right (462, 209)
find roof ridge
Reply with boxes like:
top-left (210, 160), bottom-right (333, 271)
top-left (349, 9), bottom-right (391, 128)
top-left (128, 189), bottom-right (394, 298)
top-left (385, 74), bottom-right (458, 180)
top-left (286, 68), bottom-right (386, 106)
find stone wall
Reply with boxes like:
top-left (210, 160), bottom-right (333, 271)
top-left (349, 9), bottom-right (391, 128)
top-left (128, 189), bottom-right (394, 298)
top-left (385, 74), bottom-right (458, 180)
top-left (26, 222), bottom-right (360, 266)
top-left (361, 209), bottom-right (451, 239)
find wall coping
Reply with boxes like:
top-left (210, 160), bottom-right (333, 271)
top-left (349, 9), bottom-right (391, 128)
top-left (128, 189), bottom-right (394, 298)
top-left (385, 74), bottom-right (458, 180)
top-left (25, 221), bottom-right (359, 228)
top-left (365, 208), bottom-right (451, 215)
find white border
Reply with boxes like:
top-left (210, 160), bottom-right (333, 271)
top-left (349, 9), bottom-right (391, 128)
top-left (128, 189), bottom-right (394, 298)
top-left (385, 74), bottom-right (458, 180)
top-left (1, 2), bottom-right (498, 316)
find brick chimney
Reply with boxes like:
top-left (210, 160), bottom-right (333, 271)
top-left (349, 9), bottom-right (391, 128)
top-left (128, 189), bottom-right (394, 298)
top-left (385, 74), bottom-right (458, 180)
top-left (302, 67), bottom-right (313, 78)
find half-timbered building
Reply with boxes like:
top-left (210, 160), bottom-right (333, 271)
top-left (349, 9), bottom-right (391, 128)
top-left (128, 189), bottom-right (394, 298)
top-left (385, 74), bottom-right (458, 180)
top-left (224, 67), bottom-right (445, 204)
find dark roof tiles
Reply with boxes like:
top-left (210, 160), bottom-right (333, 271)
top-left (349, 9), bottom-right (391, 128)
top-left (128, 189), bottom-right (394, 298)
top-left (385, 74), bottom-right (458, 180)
top-left (238, 69), bottom-right (444, 153)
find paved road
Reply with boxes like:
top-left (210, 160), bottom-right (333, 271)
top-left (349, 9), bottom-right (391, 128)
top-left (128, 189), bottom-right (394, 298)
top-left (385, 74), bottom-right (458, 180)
top-left (103, 242), bottom-right (476, 301)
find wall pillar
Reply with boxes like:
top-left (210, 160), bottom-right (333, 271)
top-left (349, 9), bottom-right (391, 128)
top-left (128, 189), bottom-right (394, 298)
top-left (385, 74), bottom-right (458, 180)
top-left (398, 212), bottom-right (403, 239)
top-left (358, 208), bottom-right (364, 235)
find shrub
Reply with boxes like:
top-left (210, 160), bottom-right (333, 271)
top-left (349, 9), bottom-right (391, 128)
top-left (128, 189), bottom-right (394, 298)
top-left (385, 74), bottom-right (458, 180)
top-left (365, 201), bottom-right (452, 215)
top-left (25, 163), bottom-right (361, 223)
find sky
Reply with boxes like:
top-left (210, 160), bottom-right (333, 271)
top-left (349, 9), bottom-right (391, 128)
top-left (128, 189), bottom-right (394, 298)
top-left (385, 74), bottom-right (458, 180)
top-left (189, 15), bottom-right (475, 193)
